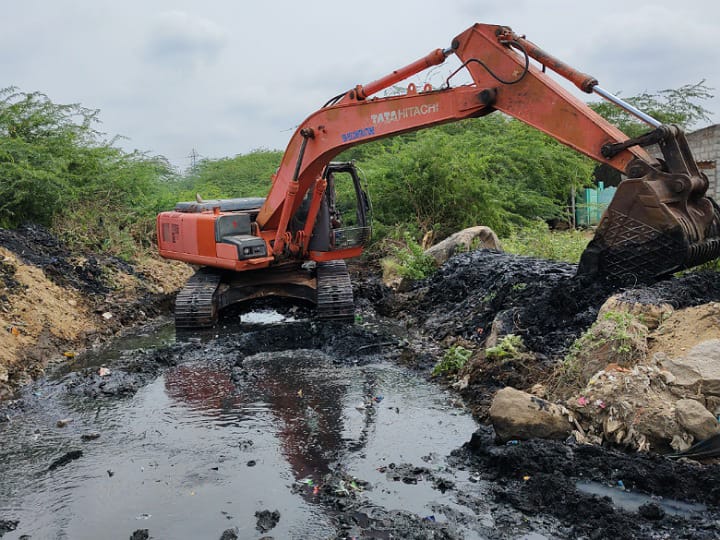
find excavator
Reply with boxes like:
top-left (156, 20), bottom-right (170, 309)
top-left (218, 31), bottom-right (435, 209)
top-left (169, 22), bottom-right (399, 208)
top-left (157, 23), bottom-right (720, 328)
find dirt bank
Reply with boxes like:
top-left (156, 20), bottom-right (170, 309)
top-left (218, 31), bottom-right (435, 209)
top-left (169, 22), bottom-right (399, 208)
top-left (0, 225), bottom-right (191, 399)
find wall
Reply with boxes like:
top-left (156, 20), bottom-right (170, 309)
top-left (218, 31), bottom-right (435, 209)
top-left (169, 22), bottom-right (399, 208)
top-left (686, 124), bottom-right (719, 198)
top-left (647, 124), bottom-right (719, 198)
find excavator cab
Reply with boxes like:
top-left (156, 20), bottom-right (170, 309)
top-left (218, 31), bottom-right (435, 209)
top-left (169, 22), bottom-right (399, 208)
top-left (323, 162), bottom-right (372, 251)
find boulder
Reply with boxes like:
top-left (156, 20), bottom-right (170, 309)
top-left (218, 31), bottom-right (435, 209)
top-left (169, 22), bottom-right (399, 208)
top-left (675, 399), bottom-right (720, 441)
top-left (489, 387), bottom-right (572, 442)
top-left (600, 295), bottom-right (673, 331)
top-left (660, 340), bottom-right (720, 396)
top-left (424, 226), bottom-right (501, 266)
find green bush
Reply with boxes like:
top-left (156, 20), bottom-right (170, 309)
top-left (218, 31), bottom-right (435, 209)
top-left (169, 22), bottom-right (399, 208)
top-left (501, 220), bottom-right (590, 263)
top-left (485, 334), bottom-right (525, 361)
top-left (0, 87), bottom-right (179, 257)
top-left (432, 345), bottom-right (473, 377)
top-left (391, 232), bottom-right (437, 280)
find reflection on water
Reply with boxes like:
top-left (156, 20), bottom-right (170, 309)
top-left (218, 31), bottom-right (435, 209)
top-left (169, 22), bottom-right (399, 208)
top-left (0, 323), bottom-right (478, 539)
top-left (576, 480), bottom-right (707, 516)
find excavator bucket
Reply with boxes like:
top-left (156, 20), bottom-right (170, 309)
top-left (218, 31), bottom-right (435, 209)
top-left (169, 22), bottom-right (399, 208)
top-left (578, 162), bottom-right (720, 281)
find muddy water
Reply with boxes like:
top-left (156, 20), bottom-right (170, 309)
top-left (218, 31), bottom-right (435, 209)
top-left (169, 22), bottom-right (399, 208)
top-left (0, 315), bottom-right (479, 539)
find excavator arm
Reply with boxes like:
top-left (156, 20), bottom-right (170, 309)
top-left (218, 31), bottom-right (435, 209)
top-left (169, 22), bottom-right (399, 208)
top-left (256, 23), bottom-right (720, 280)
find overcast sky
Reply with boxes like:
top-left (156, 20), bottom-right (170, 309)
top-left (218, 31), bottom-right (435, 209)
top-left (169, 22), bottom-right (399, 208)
top-left (2, 0), bottom-right (718, 171)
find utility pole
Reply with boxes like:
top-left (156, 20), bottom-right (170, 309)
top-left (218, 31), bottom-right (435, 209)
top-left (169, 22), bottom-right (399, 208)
top-left (189, 148), bottom-right (199, 169)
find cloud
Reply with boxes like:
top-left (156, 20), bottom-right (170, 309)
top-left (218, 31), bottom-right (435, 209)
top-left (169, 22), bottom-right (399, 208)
top-left (145, 11), bottom-right (227, 71)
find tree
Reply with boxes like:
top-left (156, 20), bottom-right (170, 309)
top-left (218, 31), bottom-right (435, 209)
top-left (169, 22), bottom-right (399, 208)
top-left (338, 114), bottom-right (594, 238)
top-left (589, 81), bottom-right (714, 187)
top-left (0, 87), bottom-right (178, 256)
top-left (181, 149), bottom-right (281, 201)
top-left (590, 81), bottom-right (714, 138)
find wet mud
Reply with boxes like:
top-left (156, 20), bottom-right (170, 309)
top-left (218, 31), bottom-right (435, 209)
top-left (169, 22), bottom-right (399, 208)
top-left (398, 249), bottom-right (720, 359)
top-left (2, 246), bottom-right (720, 538)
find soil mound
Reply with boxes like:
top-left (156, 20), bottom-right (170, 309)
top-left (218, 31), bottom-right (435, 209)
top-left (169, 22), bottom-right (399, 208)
top-left (0, 225), bottom-right (191, 399)
top-left (404, 250), bottom-right (720, 359)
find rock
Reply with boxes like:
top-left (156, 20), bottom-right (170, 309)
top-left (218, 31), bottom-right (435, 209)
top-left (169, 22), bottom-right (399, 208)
top-left (600, 295), bottom-right (673, 331)
top-left (489, 387), bottom-right (572, 442)
top-left (81, 432), bottom-right (101, 441)
top-left (0, 519), bottom-right (19, 535)
top-left (660, 340), bottom-right (720, 396)
top-left (255, 509), bottom-right (280, 533)
top-left (0, 365), bottom-right (8, 383)
top-left (638, 502), bottom-right (665, 520)
top-left (675, 399), bottom-right (720, 441)
top-left (48, 450), bottom-right (83, 471)
top-left (220, 528), bottom-right (238, 540)
top-left (130, 529), bottom-right (149, 540)
top-left (424, 226), bottom-right (502, 265)
top-left (484, 309), bottom-right (517, 349)
top-left (56, 418), bottom-right (73, 428)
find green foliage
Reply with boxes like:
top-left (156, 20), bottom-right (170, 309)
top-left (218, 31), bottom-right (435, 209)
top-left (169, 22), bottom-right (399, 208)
top-left (501, 220), bottom-right (591, 263)
top-left (180, 149), bottom-right (281, 200)
top-left (339, 115), bottom-right (594, 240)
top-left (590, 81), bottom-right (714, 137)
top-left (0, 87), bottom-right (179, 257)
top-left (485, 334), bottom-right (525, 361)
top-left (432, 345), bottom-right (472, 377)
top-left (391, 232), bottom-right (437, 280)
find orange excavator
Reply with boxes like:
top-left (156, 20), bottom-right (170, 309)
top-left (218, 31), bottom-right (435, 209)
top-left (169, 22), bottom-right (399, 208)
top-left (157, 23), bottom-right (720, 328)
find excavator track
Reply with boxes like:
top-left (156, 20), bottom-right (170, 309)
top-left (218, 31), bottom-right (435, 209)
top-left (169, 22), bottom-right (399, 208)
top-left (316, 260), bottom-right (354, 322)
top-left (174, 268), bottom-right (222, 328)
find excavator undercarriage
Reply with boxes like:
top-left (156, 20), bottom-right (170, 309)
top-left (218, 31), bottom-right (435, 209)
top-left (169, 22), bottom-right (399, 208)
top-left (174, 261), bottom-right (355, 328)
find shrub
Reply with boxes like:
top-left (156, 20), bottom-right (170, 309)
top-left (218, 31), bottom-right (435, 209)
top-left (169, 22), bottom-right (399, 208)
top-left (432, 345), bottom-right (473, 377)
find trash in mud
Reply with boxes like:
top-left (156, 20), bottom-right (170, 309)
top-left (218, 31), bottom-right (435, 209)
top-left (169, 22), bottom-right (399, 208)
top-left (56, 417), bottom-right (73, 427)
top-left (48, 450), bottom-right (83, 471)
top-left (81, 432), bottom-right (101, 441)
top-left (219, 529), bottom-right (238, 540)
top-left (98, 367), bottom-right (111, 377)
top-left (254, 509), bottom-right (280, 533)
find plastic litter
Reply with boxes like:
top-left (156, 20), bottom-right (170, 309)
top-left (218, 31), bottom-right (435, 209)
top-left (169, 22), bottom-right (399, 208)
top-left (506, 440), bottom-right (519, 446)
top-left (617, 480), bottom-right (625, 490)
top-left (98, 367), bottom-right (111, 377)
top-left (577, 396), bottom-right (589, 407)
